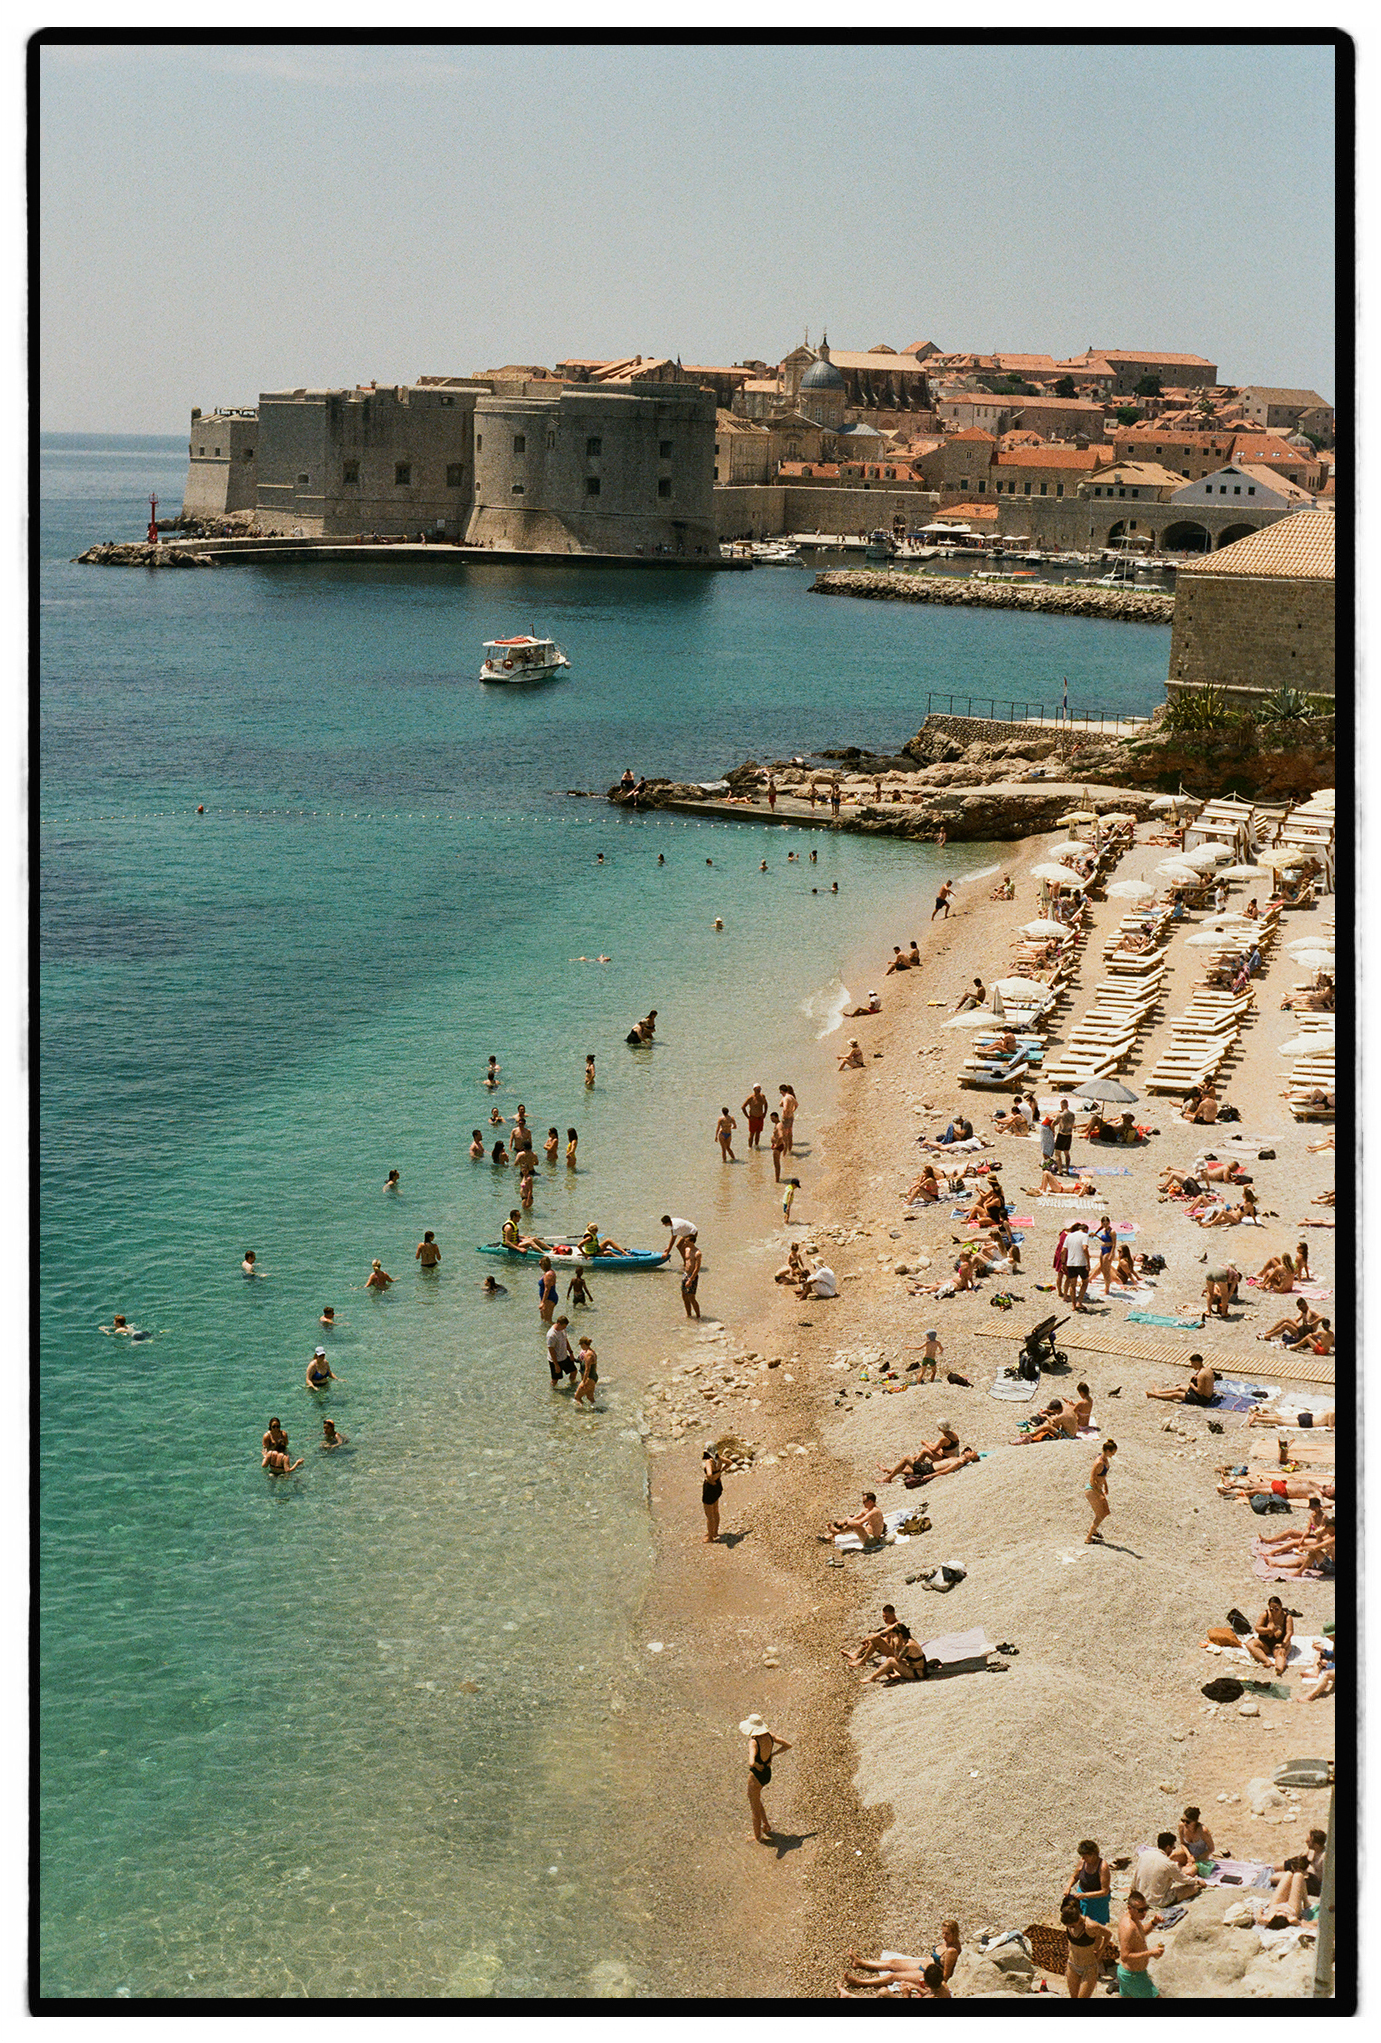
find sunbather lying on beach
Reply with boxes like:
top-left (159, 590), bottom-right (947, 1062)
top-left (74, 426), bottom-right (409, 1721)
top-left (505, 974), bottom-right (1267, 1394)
top-left (1217, 1474), bottom-right (1334, 1502)
top-left (1247, 1404), bottom-right (1334, 1430)
top-left (1254, 1862), bottom-right (1311, 1928)
top-left (879, 1425), bottom-right (959, 1483)
top-left (1193, 1188), bottom-right (1259, 1226)
top-left (1270, 1523), bottom-right (1336, 1576)
top-left (836, 1954), bottom-right (949, 1998)
top-left (910, 1253), bottom-right (977, 1298)
top-left (904, 1448), bottom-right (980, 1484)
top-left (1256, 1499), bottom-right (1329, 1552)
top-left (1026, 1166), bottom-right (1096, 1196)
top-left (1015, 1398), bottom-right (1080, 1444)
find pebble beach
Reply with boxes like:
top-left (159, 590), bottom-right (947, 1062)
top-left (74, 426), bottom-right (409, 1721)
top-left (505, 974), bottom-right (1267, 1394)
top-left (623, 812), bottom-right (1337, 1999)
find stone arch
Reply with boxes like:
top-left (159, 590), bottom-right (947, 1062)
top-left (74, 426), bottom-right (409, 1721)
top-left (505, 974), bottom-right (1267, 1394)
top-left (1162, 520), bottom-right (1213, 554)
top-left (1216, 522), bottom-right (1256, 548)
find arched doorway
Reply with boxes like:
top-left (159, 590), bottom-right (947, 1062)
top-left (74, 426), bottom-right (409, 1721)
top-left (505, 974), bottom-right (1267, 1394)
top-left (1216, 523), bottom-right (1255, 547)
top-left (1162, 520), bottom-right (1212, 554)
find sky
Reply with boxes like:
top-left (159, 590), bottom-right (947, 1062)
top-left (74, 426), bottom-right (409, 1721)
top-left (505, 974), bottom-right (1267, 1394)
top-left (38, 35), bottom-right (1340, 433)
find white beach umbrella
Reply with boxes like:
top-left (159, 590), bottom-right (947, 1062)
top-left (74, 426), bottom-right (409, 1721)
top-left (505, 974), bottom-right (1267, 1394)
top-left (1290, 949), bottom-right (1336, 971)
top-left (943, 1009), bottom-right (1012, 1029)
top-left (1049, 841), bottom-right (1088, 863)
top-left (1278, 1032), bottom-right (1335, 1058)
top-left (1021, 918), bottom-right (1071, 938)
top-left (1287, 937), bottom-right (1335, 957)
top-left (1150, 793), bottom-right (1197, 813)
top-left (1106, 878), bottom-right (1155, 900)
top-left (1156, 864), bottom-right (1201, 884)
top-left (1180, 844), bottom-right (1234, 869)
top-left (1030, 862), bottom-right (1079, 884)
top-left (1097, 811), bottom-right (1138, 826)
top-left (1184, 932), bottom-right (1250, 949)
top-left (1219, 864), bottom-right (1272, 882)
top-left (993, 976), bottom-right (1052, 1000)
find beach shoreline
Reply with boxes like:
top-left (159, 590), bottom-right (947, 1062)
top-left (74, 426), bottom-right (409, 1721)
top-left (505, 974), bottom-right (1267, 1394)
top-left (623, 814), bottom-right (1336, 1999)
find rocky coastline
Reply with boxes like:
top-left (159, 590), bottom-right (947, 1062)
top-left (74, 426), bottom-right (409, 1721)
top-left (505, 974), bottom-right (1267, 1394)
top-left (607, 708), bottom-right (1336, 841)
top-left (810, 568), bottom-right (1175, 624)
top-left (73, 542), bottom-right (218, 568)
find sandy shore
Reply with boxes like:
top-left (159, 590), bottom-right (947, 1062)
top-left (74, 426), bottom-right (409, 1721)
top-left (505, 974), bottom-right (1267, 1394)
top-left (621, 823), bottom-right (1336, 1999)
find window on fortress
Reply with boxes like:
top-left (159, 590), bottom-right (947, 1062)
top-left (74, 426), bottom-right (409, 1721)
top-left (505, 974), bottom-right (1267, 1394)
top-left (513, 435), bottom-right (526, 454)
top-left (395, 464), bottom-right (411, 486)
top-left (342, 462), bottom-right (359, 485)
top-left (1056, 484), bottom-right (1063, 498)
top-left (548, 433), bottom-right (555, 449)
top-left (511, 483), bottom-right (525, 495)
top-left (214, 448), bottom-right (221, 457)
top-left (1248, 487), bottom-right (1255, 497)
top-left (297, 473), bottom-right (310, 485)
top-left (660, 440), bottom-right (673, 458)
top-left (1024, 482), bottom-right (1031, 495)
top-left (476, 434), bottom-right (483, 452)
top-left (447, 464), bottom-right (464, 487)
top-left (1040, 482), bottom-right (1048, 495)
top-left (977, 479), bottom-right (986, 492)
top-left (658, 478), bottom-right (672, 498)
top-left (586, 477), bottom-right (601, 496)
top-left (198, 447), bottom-right (205, 456)
top-left (586, 436), bottom-right (602, 457)
top-left (243, 447), bottom-right (255, 462)
top-left (713, 466), bottom-right (719, 480)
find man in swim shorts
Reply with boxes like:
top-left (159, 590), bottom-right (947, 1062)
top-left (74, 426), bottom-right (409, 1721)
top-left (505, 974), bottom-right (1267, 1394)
top-left (1116, 1893), bottom-right (1163, 1997)
top-left (546, 1316), bottom-right (577, 1387)
top-left (741, 1086), bottom-right (768, 1149)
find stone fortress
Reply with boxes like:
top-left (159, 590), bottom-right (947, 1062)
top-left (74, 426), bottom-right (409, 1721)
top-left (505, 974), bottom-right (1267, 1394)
top-left (184, 374), bottom-right (716, 557)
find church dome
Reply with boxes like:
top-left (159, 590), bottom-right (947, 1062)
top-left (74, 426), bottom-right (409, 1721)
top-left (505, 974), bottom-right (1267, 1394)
top-left (800, 353), bottom-right (846, 393)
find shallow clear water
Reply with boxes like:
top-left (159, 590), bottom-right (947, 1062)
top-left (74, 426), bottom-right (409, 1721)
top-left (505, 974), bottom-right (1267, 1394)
top-left (39, 437), bottom-right (1170, 1997)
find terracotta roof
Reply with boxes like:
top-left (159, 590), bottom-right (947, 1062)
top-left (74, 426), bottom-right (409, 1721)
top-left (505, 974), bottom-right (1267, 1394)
top-left (936, 501), bottom-right (999, 522)
top-left (686, 365), bottom-right (749, 378)
top-left (993, 353), bottom-right (1059, 373)
top-left (819, 349), bottom-right (931, 374)
top-left (1232, 465), bottom-right (1315, 502)
top-left (946, 428), bottom-right (997, 444)
top-left (715, 410), bottom-right (768, 435)
top-left (741, 378), bottom-right (781, 393)
top-left (1081, 461), bottom-right (1185, 490)
top-left (999, 430), bottom-right (1045, 448)
top-left (1177, 510), bottom-right (1334, 579)
top-left (994, 445), bottom-right (1109, 469)
top-left (1093, 349), bottom-right (1218, 368)
top-left (1241, 387), bottom-right (1332, 409)
top-left (779, 461), bottom-right (841, 477)
top-left (1227, 433), bottom-right (1316, 465)
top-left (1015, 395), bottom-right (1106, 410)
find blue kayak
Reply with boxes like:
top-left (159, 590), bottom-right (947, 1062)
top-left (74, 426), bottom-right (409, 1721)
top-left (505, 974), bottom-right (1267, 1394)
top-left (477, 1242), bottom-right (669, 1271)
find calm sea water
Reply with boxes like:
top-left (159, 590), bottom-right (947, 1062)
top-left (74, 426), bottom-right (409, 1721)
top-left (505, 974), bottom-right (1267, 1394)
top-left (38, 436), bottom-right (1171, 1998)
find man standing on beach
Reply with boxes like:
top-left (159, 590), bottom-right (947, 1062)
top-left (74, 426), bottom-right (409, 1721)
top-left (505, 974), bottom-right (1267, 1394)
top-left (769, 1112), bottom-right (786, 1182)
top-left (1116, 1893), bottom-right (1164, 1998)
top-left (681, 1235), bottom-right (703, 1319)
top-left (932, 881), bottom-right (953, 921)
top-left (741, 1085), bottom-right (769, 1148)
top-left (1053, 1098), bottom-right (1075, 1174)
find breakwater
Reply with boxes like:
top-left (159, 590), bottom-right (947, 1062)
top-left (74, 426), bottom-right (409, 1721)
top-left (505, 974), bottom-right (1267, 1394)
top-left (810, 569), bottom-right (1175, 624)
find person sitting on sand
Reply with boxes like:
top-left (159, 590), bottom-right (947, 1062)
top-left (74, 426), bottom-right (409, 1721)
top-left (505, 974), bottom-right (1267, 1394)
top-left (1146, 1355), bottom-right (1218, 1405)
top-left (1301, 1318), bottom-right (1334, 1354)
top-left (1016, 1398), bottom-right (1079, 1444)
top-left (838, 1039), bottom-right (865, 1070)
top-left (844, 990), bottom-right (882, 1018)
top-left (842, 1604), bottom-right (902, 1669)
top-left (774, 1244), bottom-right (809, 1286)
top-left (907, 1164), bottom-right (942, 1205)
top-left (1182, 1084), bottom-right (1219, 1126)
top-left (1270, 1522), bottom-right (1336, 1578)
top-left (885, 946), bottom-right (911, 975)
top-left (863, 1621), bottom-right (930, 1684)
top-left (953, 977), bottom-right (987, 1014)
top-left (1257, 1499), bottom-right (1329, 1554)
top-left (992, 875), bottom-right (1016, 900)
top-left (960, 1175), bottom-right (1006, 1228)
top-left (796, 1261), bottom-right (838, 1299)
top-left (1261, 1299), bottom-right (1321, 1344)
top-left (1079, 1110), bottom-right (1108, 1141)
top-left (879, 1424), bottom-right (960, 1484)
top-left (1256, 1251), bottom-right (1298, 1294)
top-left (827, 1493), bottom-right (886, 1545)
top-left (992, 1092), bottom-right (1036, 1135)
top-left (927, 1116), bottom-right (974, 1148)
top-left (1133, 1834), bottom-right (1206, 1908)
top-left (1174, 1808), bottom-right (1216, 1864)
top-left (1245, 1597), bottom-right (1294, 1673)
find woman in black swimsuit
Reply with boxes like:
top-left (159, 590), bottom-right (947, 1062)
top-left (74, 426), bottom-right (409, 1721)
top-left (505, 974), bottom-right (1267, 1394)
top-left (702, 1445), bottom-right (724, 1543)
top-left (740, 1713), bottom-right (792, 1843)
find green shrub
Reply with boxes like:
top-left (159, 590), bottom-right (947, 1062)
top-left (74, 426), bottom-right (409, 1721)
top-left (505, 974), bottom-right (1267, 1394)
top-left (1255, 684), bottom-right (1334, 724)
top-left (1164, 684), bottom-right (1234, 732)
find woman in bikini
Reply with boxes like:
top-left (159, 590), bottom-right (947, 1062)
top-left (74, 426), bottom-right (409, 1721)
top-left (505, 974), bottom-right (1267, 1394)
top-left (1085, 1440), bottom-right (1116, 1543)
top-left (572, 1336), bottom-right (599, 1408)
top-left (701, 1445), bottom-right (724, 1542)
top-left (741, 1715), bottom-right (791, 1843)
top-left (864, 1622), bottom-right (929, 1683)
top-left (565, 1127), bottom-right (579, 1168)
top-left (907, 1165), bottom-right (941, 1205)
top-left (1060, 1896), bottom-right (1114, 1998)
top-left (1094, 1217), bottom-right (1116, 1295)
top-left (778, 1084), bottom-right (797, 1154)
top-left (544, 1126), bottom-right (560, 1162)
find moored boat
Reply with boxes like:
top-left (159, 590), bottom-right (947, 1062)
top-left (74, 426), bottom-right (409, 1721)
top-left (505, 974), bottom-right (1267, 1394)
top-left (480, 635), bottom-right (571, 684)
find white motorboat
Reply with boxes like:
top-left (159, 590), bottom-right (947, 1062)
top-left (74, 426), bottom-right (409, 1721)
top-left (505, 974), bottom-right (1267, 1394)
top-left (479, 635), bottom-right (570, 684)
top-left (752, 541), bottom-right (805, 566)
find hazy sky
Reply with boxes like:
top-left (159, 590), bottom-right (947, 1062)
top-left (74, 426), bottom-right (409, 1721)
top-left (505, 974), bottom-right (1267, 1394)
top-left (39, 38), bottom-right (1339, 432)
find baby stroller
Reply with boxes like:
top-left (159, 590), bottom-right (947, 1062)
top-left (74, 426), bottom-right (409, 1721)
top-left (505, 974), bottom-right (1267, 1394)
top-left (1018, 1314), bottom-right (1070, 1379)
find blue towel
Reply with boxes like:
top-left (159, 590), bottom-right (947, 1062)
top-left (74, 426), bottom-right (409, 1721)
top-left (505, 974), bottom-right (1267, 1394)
top-left (1127, 1311), bottom-right (1204, 1329)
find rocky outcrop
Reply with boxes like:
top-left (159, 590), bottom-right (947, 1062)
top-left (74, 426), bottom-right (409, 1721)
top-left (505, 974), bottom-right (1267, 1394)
top-left (74, 543), bottom-right (218, 568)
top-left (811, 569), bottom-right (1174, 625)
top-left (906, 709), bottom-right (1336, 803)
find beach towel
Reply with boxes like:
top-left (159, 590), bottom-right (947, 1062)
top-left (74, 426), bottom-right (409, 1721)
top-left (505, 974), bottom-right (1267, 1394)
top-left (921, 1625), bottom-right (994, 1670)
top-left (1127, 1311), bottom-right (1205, 1330)
top-left (989, 1370), bottom-right (1040, 1402)
top-left (1008, 1215), bottom-right (1035, 1228)
top-left (1204, 1859), bottom-right (1274, 1891)
top-left (1206, 1634), bottom-right (1326, 1673)
top-left (1088, 1167), bottom-right (1133, 1176)
top-left (1252, 1555), bottom-right (1326, 1582)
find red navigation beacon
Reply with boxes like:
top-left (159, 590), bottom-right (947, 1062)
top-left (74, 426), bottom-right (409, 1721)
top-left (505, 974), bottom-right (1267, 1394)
top-left (147, 493), bottom-right (159, 544)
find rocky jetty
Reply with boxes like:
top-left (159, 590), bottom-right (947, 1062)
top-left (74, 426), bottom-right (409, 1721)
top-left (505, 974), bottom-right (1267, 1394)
top-left (810, 568), bottom-right (1174, 624)
top-left (74, 543), bottom-right (218, 568)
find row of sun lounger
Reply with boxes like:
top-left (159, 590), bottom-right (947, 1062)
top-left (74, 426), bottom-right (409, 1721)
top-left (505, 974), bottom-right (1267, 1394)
top-left (1141, 987), bottom-right (1256, 1094)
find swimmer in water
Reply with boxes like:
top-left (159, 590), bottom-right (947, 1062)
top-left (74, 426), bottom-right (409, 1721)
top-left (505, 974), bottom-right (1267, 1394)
top-left (545, 1125), bottom-right (560, 1161)
top-left (263, 1417), bottom-right (289, 1456)
top-left (485, 1056), bottom-right (500, 1088)
top-left (263, 1449), bottom-right (304, 1475)
top-left (416, 1231), bottom-right (441, 1269)
top-left (489, 1107), bottom-right (504, 1126)
top-left (831, 882), bottom-right (839, 894)
top-left (566, 1127), bottom-right (579, 1166)
top-left (320, 1306), bottom-right (336, 1329)
top-left (366, 1260), bottom-right (393, 1291)
top-left (384, 1168), bottom-right (400, 1191)
top-left (470, 1129), bottom-right (485, 1157)
top-left (321, 1419), bottom-right (348, 1450)
top-left (760, 860), bottom-right (768, 872)
top-left (481, 1275), bottom-right (508, 1296)
top-left (658, 852), bottom-right (665, 865)
top-left (306, 1349), bottom-right (339, 1390)
top-left (585, 1056), bottom-right (596, 1088)
top-left (706, 857), bottom-right (713, 866)
top-left (597, 852), bottom-right (605, 865)
top-left (241, 1250), bottom-right (259, 1277)
top-left (567, 1267), bottom-right (594, 1306)
top-left (809, 849), bottom-right (817, 864)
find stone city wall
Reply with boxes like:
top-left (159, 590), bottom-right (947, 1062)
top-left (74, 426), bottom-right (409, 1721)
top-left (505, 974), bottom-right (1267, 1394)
top-left (1168, 573), bottom-right (1335, 698)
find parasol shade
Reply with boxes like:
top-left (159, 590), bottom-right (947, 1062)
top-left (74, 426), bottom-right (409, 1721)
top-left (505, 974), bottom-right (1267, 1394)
top-left (1106, 879), bottom-right (1155, 900)
top-left (1278, 1031), bottom-right (1335, 1058)
top-left (993, 977), bottom-right (1053, 1000)
top-left (1021, 919), bottom-right (1071, 938)
top-left (1030, 862), bottom-right (1080, 884)
top-left (1071, 1077), bottom-right (1140, 1104)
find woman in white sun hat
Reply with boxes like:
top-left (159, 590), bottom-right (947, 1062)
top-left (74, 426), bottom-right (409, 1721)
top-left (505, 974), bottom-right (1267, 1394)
top-left (740, 1714), bottom-right (792, 1843)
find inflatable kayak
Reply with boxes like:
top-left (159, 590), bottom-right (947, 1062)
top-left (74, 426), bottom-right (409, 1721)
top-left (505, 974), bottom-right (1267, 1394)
top-left (477, 1242), bottom-right (669, 1271)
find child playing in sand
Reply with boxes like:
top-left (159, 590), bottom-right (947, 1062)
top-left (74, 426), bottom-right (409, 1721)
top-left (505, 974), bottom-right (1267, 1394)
top-left (916, 1331), bottom-right (942, 1381)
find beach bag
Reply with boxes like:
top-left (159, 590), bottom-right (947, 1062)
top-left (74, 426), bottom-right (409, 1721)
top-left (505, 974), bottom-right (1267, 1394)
top-left (1206, 1626), bottom-right (1241, 1647)
top-left (1202, 1676), bottom-right (1244, 1703)
top-left (1219, 1105), bottom-right (1241, 1122)
top-left (946, 1371), bottom-right (971, 1387)
top-left (1258, 1149), bottom-right (1276, 1160)
top-left (1227, 1607), bottom-right (1253, 1635)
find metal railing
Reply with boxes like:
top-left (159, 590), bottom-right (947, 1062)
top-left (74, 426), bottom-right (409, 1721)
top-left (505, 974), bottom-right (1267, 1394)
top-left (923, 691), bottom-right (1153, 731)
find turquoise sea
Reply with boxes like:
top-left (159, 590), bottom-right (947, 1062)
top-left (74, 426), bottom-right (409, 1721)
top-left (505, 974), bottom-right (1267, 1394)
top-left (38, 436), bottom-right (1171, 1998)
